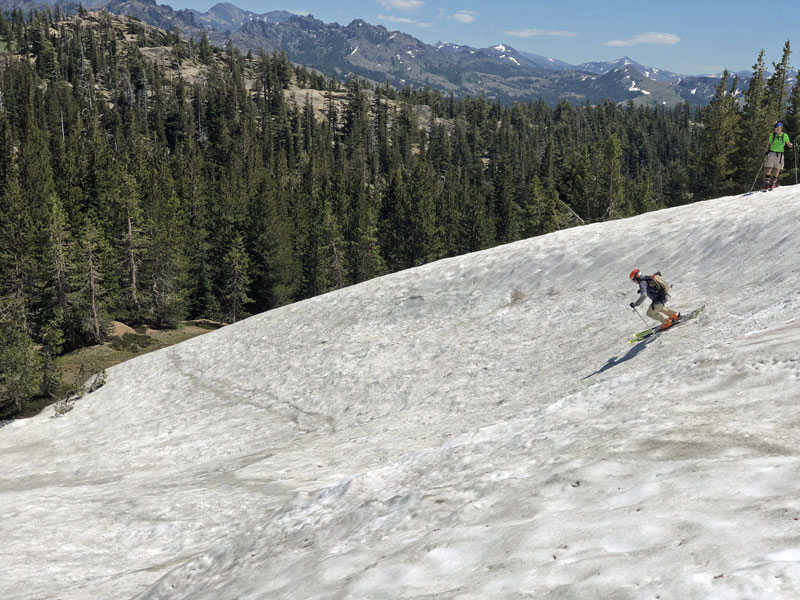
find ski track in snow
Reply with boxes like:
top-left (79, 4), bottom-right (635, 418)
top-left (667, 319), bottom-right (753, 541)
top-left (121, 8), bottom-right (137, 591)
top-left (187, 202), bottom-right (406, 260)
top-left (2, 189), bottom-right (800, 599)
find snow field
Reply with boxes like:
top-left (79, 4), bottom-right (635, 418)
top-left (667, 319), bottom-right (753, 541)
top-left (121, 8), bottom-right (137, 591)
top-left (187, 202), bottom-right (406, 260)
top-left (2, 187), bottom-right (800, 599)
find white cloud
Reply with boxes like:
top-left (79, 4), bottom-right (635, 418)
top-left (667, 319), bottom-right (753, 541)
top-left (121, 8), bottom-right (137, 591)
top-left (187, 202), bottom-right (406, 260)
top-left (378, 13), bottom-right (433, 27)
top-left (451, 10), bottom-right (477, 24)
top-left (505, 28), bottom-right (579, 38)
top-left (604, 32), bottom-right (681, 47)
top-left (377, 0), bottom-right (424, 11)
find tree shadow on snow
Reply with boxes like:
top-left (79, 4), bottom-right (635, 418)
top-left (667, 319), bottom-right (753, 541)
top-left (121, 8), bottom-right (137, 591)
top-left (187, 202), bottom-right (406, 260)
top-left (582, 336), bottom-right (656, 380)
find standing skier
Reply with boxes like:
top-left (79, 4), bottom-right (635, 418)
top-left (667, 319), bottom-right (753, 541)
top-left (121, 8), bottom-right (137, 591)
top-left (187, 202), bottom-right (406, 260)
top-left (763, 122), bottom-right (793, 190)
top-left (629, 269), bottom-right (680, 330)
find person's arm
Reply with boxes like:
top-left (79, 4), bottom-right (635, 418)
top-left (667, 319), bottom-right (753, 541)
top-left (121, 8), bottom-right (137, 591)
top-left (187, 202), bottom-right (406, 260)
top-left (631, 281), bottom-right (648, 307)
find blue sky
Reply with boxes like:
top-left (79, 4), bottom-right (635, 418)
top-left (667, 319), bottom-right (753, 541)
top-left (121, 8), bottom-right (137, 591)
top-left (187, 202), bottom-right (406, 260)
top-left (168, 0), bottom-right (798, 75)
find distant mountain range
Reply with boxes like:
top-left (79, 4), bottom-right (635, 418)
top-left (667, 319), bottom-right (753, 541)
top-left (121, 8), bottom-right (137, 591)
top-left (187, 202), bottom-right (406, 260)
top-left (2, 0), bottom-right (790, 106)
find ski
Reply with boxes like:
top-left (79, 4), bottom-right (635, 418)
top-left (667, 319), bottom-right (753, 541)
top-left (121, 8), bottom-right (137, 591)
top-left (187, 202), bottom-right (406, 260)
top-left (628, 305), bottom-right (706, 344)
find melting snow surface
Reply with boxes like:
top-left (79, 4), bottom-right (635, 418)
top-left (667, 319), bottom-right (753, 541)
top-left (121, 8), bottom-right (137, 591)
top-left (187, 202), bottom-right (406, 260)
top-left (3, 190), bottom-right (800, 599)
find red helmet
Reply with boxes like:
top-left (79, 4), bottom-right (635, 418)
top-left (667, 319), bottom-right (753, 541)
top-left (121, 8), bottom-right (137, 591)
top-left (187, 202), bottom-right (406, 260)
top-left (630, 269), bottom-right (641, 281)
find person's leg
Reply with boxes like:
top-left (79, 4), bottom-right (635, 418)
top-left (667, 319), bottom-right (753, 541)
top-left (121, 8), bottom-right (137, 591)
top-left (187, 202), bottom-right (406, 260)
top-left (658, 304), bottom-right (678, 321)
top-left (764, 165), bottom-right (774, 189)
top-left (772, 166), bottom-right (782, 188)
top-left (647, 303), bottom-right (670, 324)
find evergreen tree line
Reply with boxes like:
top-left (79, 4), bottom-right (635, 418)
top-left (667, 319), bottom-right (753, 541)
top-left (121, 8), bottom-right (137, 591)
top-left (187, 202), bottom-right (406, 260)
top-left (0, 10), bottom-right (796, 417)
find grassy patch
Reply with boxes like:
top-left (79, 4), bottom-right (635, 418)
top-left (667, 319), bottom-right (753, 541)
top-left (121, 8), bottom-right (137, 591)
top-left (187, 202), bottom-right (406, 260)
top-left (18, 396), bottom-right (59, 419)
top-left (109, 332), bottom-right (155, 352)
top-left (8, 322), bottom-right (218, 419)
top-left (57, 322), bottom-right (216, 399)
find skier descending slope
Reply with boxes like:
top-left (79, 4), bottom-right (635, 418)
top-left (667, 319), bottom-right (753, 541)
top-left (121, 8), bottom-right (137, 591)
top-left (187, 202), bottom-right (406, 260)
top-left (629, 269), bottom-right (680, 330)
top-left (763, 122), bottom-right (793, 191)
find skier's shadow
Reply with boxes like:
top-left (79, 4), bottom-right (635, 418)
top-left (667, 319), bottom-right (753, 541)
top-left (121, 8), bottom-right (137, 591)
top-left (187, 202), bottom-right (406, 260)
top-left (583, 336), bottom-right (655, 380)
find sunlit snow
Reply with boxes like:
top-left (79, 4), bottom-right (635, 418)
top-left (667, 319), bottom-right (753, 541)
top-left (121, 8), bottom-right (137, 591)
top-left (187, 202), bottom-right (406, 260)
top-left (3, 189), bottom-right (800, 599)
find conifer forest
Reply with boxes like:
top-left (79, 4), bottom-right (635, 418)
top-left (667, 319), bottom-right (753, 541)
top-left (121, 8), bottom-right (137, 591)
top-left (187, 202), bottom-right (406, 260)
top-left (0, 9), bottom-right (798, 416)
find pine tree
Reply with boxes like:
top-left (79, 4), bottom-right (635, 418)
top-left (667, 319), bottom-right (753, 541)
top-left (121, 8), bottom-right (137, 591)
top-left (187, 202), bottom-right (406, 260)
top-left (67, 216), bottom-right (110, 347)
top-left (144, 193), bottom-right (188, 327)
top-left (435, 168), bottom-right (462, 257)
top-left (36, 192), bottom-right (70, 393)
top-left (523, 175), bottom-right (562, 236)
top-left (38, 308), bottom-right (64, 399)
top-left (0, 297), bottom-right (42, 418)
top-left (378, 167), bottom-right (409, 271)
top-left (342, 77), bottom-right (370, 156)
top-left (601, 134), bottom-right (632, 219)
top-left (735, 51), bottom-right (772, 188)
top-left (406, 157), bottom-right (442, 267)
top-left (221, 233), bottom-right (253, 323)
top-left (492, 154), bottom-right (521, 243)
top-left (197, 31), bottom-right (213, 65)
top-left (42, 195), bottom-right (70, 306)
top-left (458, 179), bottom-right (493, 253)
top-left (629, 171), bottom-right (660, 215)
top-left (0, 173), bottom-right (35, 303)
top-left (316, 194), bottom-right (349, 292)
top-left (765, 41), bottom-right (792, 123)
top-left (349, 173), bottom-right (386, 283)
top-left (692, 71), bottom-right (741, 198)
top-left (247, 166), bottom-right (301, 310)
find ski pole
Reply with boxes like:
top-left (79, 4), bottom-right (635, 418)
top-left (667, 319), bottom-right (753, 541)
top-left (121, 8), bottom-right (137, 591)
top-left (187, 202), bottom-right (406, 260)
top-left (632, 305), bottom-right (650, 329)
top-left (750, 161), bottom-right (764, 192)
top-left (795, 146), bottom-right (798, 186)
